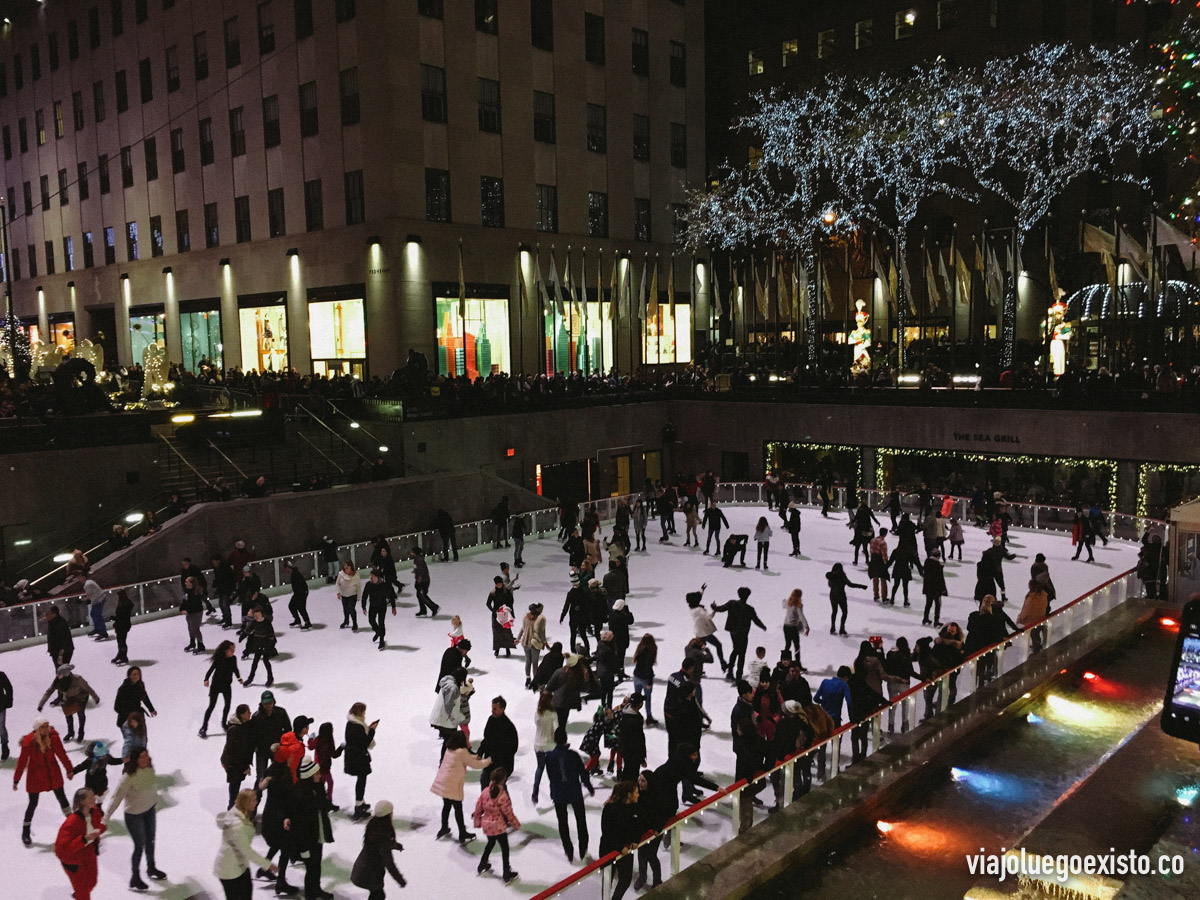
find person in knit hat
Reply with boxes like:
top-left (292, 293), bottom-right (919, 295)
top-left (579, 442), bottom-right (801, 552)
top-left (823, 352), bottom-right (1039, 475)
top-left (351, 801), bottom-right (407, 896)
top-left (14, 715), bottom-right (74, 846)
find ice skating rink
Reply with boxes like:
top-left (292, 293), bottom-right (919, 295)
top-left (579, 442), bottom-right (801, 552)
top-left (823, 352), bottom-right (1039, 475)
top-left (0, 506), bottom-right (1139, 899)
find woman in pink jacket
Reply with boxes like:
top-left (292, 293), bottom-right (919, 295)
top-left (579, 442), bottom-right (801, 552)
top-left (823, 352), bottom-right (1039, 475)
top-left (473, 769), bottom-right (520, 884)
top-left (430, 731), bottom-right (489, 843)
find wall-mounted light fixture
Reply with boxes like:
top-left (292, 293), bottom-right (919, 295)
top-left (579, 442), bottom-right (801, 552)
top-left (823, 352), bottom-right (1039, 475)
top-left (161, 266), bottom-right (172, 275)
top-left (406, 233), bottom-right (422, 244)
top-left (218, 258), bottom-right (231, 267)
top-left (285, 248), bottom-right (299, 257)
top-left (367, 235), bottom-right (381, 246)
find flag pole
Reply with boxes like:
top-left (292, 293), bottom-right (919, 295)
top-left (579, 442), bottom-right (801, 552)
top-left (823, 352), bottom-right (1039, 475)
top-left (950, 223), bottom-right (958, 386)
top-left (517, 244), bottom-right (525, 375)
top-left (598, 247), bottom-right (604, 376)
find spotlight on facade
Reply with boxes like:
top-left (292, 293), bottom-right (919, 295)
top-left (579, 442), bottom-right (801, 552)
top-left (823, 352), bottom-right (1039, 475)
top-left (53, 553), bottom-right (72, 563)
top-left (119, 274), bottom-right (129, 281)
top-left (219, 258), bottom-right (231, 267)
top-left (406, 234), bottom-right (423, 244)
top-left (367, 235), bottom-right (381, 246)
top-left (286, 248), bottom-right (299, 257)
top-left (125, 513), bottom-right (145, 524)
top-left (162, 266), bottom-right (172, 275)
top-left (378, 445), bottom-right (389, 453)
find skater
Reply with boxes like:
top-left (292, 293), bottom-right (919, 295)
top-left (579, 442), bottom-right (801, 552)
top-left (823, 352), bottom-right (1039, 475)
top-left (435, 508), bottom-right (460, 562)
top-left (721, 533), bottom-right (749, 568)
top-left (307, 722), bottom-right (344, 806)
top-left (560, 579), bottom-right (593, 656)
top-left (1017, 578), bottom-right (1052, 653)
top-left (42, 606), bottom-right (75, 667)
top-left (14, 716), bottom-right (74, 846)
top-left (370, 539), bottom-right (403, 595)
top-left (532, 691), bottom-right (557, 804)
top-left (411, 547), bottom-right (440, 617)
top-left (683, 498), bottom-right (700, 547)
top-left (849, 500), bottom-right (880, 565)
top-left (111, 589), bottom-right (134, 665)
top-left (362, 569), bottom-right (398, 650)
top-left (975, 537), bottom-right (1016, 603)
top-left (711, 587), bottom-right (767, 682)
top-left (70, 739), bottom-right (122, 799)
top-left (431, 730), bottom-right (488, 843)
top-left (212, 554), bottom-right (237, 628)
top-left (54, 787), bottom-right (106, 900)
top-left (884, 637), bottom-right (918, 732)
top-left (687, 586), bottom-right (728, 671)
top-left (632, 634), bottom-right (658, 725)
top-left (782, 589), bottom-right (810, 664)
top-left (492, 495), bottom-right (511, 548)
top-left (511, 513), bottom-right (528, 567)
top-left (487, 577), bottom-right (517, 658)
top-left (1071, 507), bottom-right (1096, 562)
top-left (826, 563), bottom-right (866, 636)
top-left (702, 502), bottom-right (729, 554)
top-left (105, 750), bottom-right (167, 889)
top-left (600, 782), bottom-right (642, 900)
top-left (318, 536), bottom-right (340, 583)
top-left (241, 607), bottom-right (278, 685)
top-left (753, 516), bottom-right (772, 569)
top-left (84, 578), bottom-right (108, 640)
top-left (258, 751), bottom-right (300, 895)
top-left (867, 528), bottom-right (890, 600)
top-left (37, 663), bottom-right (100, 743)
top-left (121, 710), bottom-right (149, 762)
top-left (921, 551), bottom-right (948, 626)
top-left (284, 561), bottom-right (312, 629)
top-left (545, 726), bottom-right (594, 860)
top-left (336, 562), bottom-right (361, 630)
top-left (0, 669), bottom-right (9, 761)
top-left (478, 697), bottom-right (519, 788)
top-left (250, 691), bottom-right (291, 781)
top-left (947, 516), bottom-right (964, 560)
top-left (114, 666), bottom-right (157, 728)
top-left (518, 603), bottom-right (548, 689)
top-left (201, 642), bottom-right (244, 738)
top-left (287, 758), bottom-right (334, 900)
top-left (181, 557), bottom-right (213, 614)
top-left (221, 705), bottom-right (254, 808)
top-left (180, 574), bottom-right (208, 654)
top-left (351, 801), bottom-right (407, 898)
top-left (886, 487), bottom-right (903, 529)
top-left (785, 502), bottom-right (802, 556)
top-left (632, 498), bottom-right (648, 552)
top-left (215, 789), bottom-right (278, 899)
top-left (888, 543), bottom-right (922, 607)
top-left (473, 768), bottom-right (521, 883)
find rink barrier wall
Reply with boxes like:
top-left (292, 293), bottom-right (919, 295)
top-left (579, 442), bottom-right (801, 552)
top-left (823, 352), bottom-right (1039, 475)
top-left (0, 492), bottom-right (644, 652)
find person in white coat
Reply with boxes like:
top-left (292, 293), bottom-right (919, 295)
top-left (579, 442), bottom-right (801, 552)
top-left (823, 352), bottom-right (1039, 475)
top-left (336, 563), bottom-right (362, 631)
top-left (214, 789), bottom-right (276, 900)
top-left (686, 585), bottom-right (728, 672)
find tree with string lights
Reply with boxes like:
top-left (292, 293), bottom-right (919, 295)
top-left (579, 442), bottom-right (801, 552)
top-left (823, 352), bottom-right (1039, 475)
top-left (1151, 12), bottom-right (1200, 220)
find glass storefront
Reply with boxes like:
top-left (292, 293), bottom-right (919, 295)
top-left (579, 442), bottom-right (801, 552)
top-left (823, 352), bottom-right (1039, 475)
top-left (436, 296), bottom-right (510, 377)
top-left (180, 308), bottom-right (223, 371)
top-left (48, 317), bottom-right (75, 353)
top-left (309, 297), bottom-right (366, 378)
top-left (129, 310), bottom-right (166, 366)
top-left (238, 299), bottom-right (288, 372)
top-left (543, 302), bottom-right (614, 375)
top-left (644, 303), bottom-right (693, 365)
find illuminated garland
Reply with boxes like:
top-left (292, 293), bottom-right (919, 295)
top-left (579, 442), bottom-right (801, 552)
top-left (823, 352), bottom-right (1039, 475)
top-left (1152, 12), bottom-right (1200, 219)
top-left (1136, 462), bottom-right (1200, 517)
top-left (875, 447), bottom-right (1119, 512)
top-left (766, 441), bottom-right (863, 489)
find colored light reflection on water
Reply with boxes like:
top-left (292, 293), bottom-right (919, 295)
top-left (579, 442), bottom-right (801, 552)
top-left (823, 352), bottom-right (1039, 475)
top-left (949, 767), bottom-right (1038, 805)
top-left (1045, 694), bottom-right (1121, 728)
top-left (876, 820), bottom-right (978, 859)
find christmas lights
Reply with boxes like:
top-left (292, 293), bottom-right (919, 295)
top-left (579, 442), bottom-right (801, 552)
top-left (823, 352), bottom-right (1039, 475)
top-left (1137, 462), bottom-right (1200, 517)
top-left (766, 441), bottom-right (863, 488)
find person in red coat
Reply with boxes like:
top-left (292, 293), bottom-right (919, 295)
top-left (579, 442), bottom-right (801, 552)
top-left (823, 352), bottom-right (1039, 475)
top-left (55, 787), bottom-right (107, 900)
top-left (13, 715), bottom-right (74, 846)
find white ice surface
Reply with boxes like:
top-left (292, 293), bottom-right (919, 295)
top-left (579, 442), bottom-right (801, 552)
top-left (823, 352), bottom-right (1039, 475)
top-left (0, 505), bottom-right (1139, 899)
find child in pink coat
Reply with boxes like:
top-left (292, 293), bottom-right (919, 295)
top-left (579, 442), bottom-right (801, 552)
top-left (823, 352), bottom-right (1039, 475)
top-left (473, 769), bottom-right (520, 883)
top-left (431, 731), bottom-right (489, 843)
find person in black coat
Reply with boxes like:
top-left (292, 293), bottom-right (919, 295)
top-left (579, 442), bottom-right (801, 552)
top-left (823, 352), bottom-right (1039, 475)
top-left (560, 584), bottom-right (593, 655)
top-left (361, 571), bottom-right (397, 650)
top-left (888, 544), bottom-right (923, 607)
top-left (200, 641), bottom-right (243, 737)
top-left (370, 541), bottom-right (403, 595)
top-left (258, 756), bottom-right (299, 893)
top-left (45, 605), bottom-right (74, 669)
top-left (284, 561), bottom-right (312, 629)
top-left (210, 555), bottom-right (237, 628)
top-left (785, 504), bottom-right (803, 556)
top-left (0, 668), bottom-right (11, 760)
top-left (477, 697), bottom-right (519, 787)
top-left (711, 588), bottom-right (767, 682)
top-left (110, 590), bottom-right (134, 666)
top-left (181, 557), bottom-right (214, 614)
top-left (702, 504), bottom-right (730, 555)
top-left (532, 642), bottom-right (564, 692)
top-left (410, 548), bottom-right (438, 617)
top-left (826, 563), bottom-right (867, 636)
top-left (492, 496), bottom-right (511, 549)
top-left (562, 528), bottom-right (586, 568)
top-left (599, 782), bottom-right (642, 900)
top-left (114, 666), bottom-right (157, 728)
top-left (511, 514), bottom-right (527, 568)
top-left (975, 539), bottom-right (1016, 603)
top-left (434, 509), bottom-right (459, 562)
top-left (344, 702), bottom-right (379, 820)
top-left (436, 640), bottom-right (472, 691)
top-left (318, 536), bottom-right (340, 583)
top-left (220, 704), bottom-right (254, 807)
top-left (616, 695), bottom-right (647, 781)
top-left (250, 691), bottom-right (291, 780)
top-left (351, 803), bottom-right (407, 895)
top-left (922, 552), bottom-right (949, 626)
top-left (288, 760), bottom-right (335, 900)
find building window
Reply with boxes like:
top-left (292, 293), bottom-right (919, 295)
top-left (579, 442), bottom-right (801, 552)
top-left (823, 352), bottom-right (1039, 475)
top-left (0, 64), bottom-right (5, 99)
top-left (49, 33), bottom-right (60, 72)
top-left (54, 101), bottom-right (65, 139)
top-left (224, 17), bottom-right (241, 68)
top-left (748, 48), bottom-right (764, 75)
top-left (45, 241), bottom-right (55, 276)
top-left (98, 155), bottom-right (111, 194)
top-left (18, 119), bottom-right (27, 154)
top-left (104, 227), bottom-right (116, 265)
top-left (335, 0), bottom-right (356, 23)
top-left (234, 195), bottom-right (251, 243)
top-left (150, 215), bottom-right (163, 257)
top-left (748, 145), bottom-right (763, 170)
top-left (295, 0), bottom-right (314, 39)
top-left (339, 68), bottom-right (360, 126)
top-left (304, 179), bottom-right (323, 231)
top-left (1, 127), bottom-right (9, 161)
top-left (121, 146), bottom-right (134, 188)
top-left (426, 168), bottom-right (451, 222)
top-left (136, 0), bottom-right (148, 24)
top-left (170, 128), bottom-right (184, 173)
top-left (27, 244), bottom-right (37, 279)
top-left (895, 9), bottom-right (916, 39)
top-left (139, 57), bottom-right (153, 103)
top-left (533, 91), bottom-right (556, 143)
top-left (478, 78), bottom-right (501, 133)
top-left (266, 187), bottom-right (284, 236)
top-left (84, 231), bottom-right (95, 268)
top-left (263, 95), bottom-right (281, 147)
top-left (144, 136), bottom-right (158, 181)
top-left (111, 0), bottom-right (124, 37)
top-left (781, 38), bottom-right (799, 67)
top-left (89, 7), bottom-right (101, 49)
top-left (818, 28), bottom-right (835, 59)
top-left (68, 20), bottom-right (80, 60)
top-left (480, 176), bottom-right (504, 228)
top-left (673, 204), bottom-right (689, 244)
top-left (258, 1), bottom-right (275, 55)
top-left (298, 81), bottom-right (319, 136)
top-left (77, 162), bottom-right (89, 200)
top-left (588, 191), bottom-right (608, 238)
top-left (65, 236), bottom-right (76, 272)
top-left (669, 41), bottom-right (686, 87)
top-left (585, 13), bottom-right (605, 64)
top-left (855, 19), bottom-right (874, 49)
top-left (204, 202), bottom-right (219, 247)
top-left (166, 45), bottom-right (180, 92)
top-left (421, 64), bottom-right (447, 123)
top-left (587, 103), bottom-right (607, 153)
top-left (670, 122), bottom-right (687, 169)
top-left (632, 28), bottom-right (649, 77)
top-left (194, 31), bottom-right (209, 80)
top-left (93, 81), bottom-right (106, 122)
top-left (116, 69), bottom-right (128, 113)
top-left (199, 117), bottom-right (214, 165)
top-left (229, 107), bottom-right (246, 156)
top-left (475, 0), bottom-right (497, 34)
top-left (531, 0), bottom-right (553, 50)
top-left (36, 109), bottom-right (45, 146)
top-left (9, 247), bottom-right (18, 281)
top-left (633, 114), bottom-right (650, 161)
top-left (345, 169), bottom-right (365, 225)
top-left (58, 168), bottom-right (69, 205)
top-left (418, 0), bottom-right (443, 19)
top-left (40, 174), bottom-right (50, 210)
top-left (73, 91), bottom-right (85, 131)
top-left (938, 0), bottom-right (957, 29)
top-left (127, 221), bottom-right (139, 261)
top-left (634, 198), bottom-right (651, 242)
top-left (536, 183), bottom-right (558, 233)
top-left (31, 44), bottom-right (41, 82)
top-left (175, 209), bottom-right (189, 253)
top-left (990, 0), bottom-right (998, 28)
top-left (13, 53), bottom-right (21, 90)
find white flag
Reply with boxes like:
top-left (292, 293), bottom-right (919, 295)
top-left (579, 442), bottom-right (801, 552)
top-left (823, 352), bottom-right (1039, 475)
top-left (638, 258), bottom-right (648, 320)
top-left (548, 253), bottom-right (565, 319)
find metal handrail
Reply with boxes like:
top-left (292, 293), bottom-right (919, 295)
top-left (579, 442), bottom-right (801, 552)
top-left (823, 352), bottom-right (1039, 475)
top-left (294, 401), bottom-right (373, 464)
top-left (206, 438), bottom-right (249, 480)
top-left (157, 433), bottom-right (215, 488)
top-left (297, 432), bottom-right (345, 473)
top-left (325, 399), bottom-right (389, 453)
